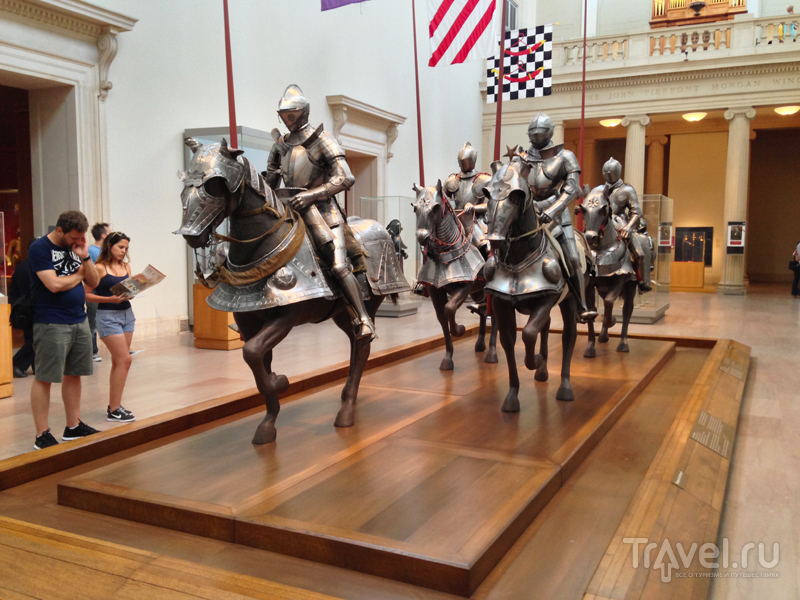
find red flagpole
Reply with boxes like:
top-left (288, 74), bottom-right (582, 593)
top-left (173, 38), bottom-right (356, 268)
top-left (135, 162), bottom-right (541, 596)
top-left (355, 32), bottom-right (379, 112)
top-left (578, 0), bottom-right (588, 187)
top-left (493, 0), bottom-right (509, 161)
top-left (411, 0), bottom-right (425, 185)
top-left (222, 0), bottom-right (238, 149)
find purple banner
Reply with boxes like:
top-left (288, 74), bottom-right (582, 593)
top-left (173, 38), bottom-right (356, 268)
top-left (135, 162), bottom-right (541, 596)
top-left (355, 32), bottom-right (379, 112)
top-left (322, 0), bottom-right (370, 10)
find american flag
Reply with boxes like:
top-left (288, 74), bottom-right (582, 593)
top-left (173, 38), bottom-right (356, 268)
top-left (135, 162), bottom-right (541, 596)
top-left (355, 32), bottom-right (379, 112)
top-left (486, 25), bottom-right (553, 103)
top-left (428, 0), bottom-right (499, 67)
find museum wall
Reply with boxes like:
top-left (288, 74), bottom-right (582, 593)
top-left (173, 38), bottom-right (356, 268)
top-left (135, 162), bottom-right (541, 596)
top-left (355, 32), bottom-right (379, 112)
top-left (92, 0), bottom-right (485, 336)
top-left (596, 0), bottom-right (653, 37)
top-left (747, 128), bottom-right (800, 283)
top-left (668, 132), bottom-right (728, 286)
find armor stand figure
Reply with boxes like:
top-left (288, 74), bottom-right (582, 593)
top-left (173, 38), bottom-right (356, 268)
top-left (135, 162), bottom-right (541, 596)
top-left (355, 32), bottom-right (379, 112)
top-left (265, 85), bottom-right (376, 341)
top-left (522, 113), bottom-right (597, 323)
top-left (601, 157), bottom-right (653, 293)
top-left (444, 142), bottom-right (492, 260)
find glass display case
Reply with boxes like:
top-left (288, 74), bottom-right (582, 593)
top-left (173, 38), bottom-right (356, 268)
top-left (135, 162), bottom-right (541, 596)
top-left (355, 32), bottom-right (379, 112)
top-left (182, 127), bottom-right (274, 324)
top-left (612, 193), bottom-right (672, 324)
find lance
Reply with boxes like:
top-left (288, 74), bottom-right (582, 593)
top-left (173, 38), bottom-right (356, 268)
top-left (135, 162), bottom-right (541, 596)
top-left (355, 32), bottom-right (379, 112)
top-left (222, 0), bottom-right (238, 149)
top-left (492, 0), bottom-right (509, 161)
top-left (411, 0), bottom-right (425, 185)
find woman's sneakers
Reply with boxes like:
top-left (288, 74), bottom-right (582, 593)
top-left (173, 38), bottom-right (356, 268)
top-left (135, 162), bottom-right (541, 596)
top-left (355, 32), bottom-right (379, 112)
top-left (34, 429), bottom-right (59, 450)
top-left (61, 421), bottom-right (99, 441)
top-left (107, 406), bottom-right (136, 423)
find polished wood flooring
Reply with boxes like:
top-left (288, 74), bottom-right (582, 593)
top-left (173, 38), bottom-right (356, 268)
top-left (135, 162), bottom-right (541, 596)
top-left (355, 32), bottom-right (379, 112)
top-left (58, 336), bottom-right (675, 596)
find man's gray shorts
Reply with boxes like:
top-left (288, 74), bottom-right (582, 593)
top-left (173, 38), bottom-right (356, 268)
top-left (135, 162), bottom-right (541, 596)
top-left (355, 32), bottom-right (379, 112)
top-left (33, 320), bottom-right (94, 383)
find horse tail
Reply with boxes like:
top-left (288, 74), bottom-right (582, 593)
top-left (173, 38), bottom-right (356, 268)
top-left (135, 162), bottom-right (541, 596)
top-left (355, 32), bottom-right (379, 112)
top-left (389, 293), bottom-right (399, 305)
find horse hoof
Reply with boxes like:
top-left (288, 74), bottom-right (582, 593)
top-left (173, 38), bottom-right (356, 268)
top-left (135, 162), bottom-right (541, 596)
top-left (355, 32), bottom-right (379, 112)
top-left (334, 405), bottom-right (355, 428)
top-left (484, 349), bottom-right (498, 364)
top-left (617, 342), bottom-right (630, 353)
top-left (534, 366), bottom-right (549, 382)
top-left (556, 384), bottom-right (574, 402)
top-left (584, 346), bottom-right (596, 359)
top-left (451, 324), bottom-right (466, 338)
top-left (440, 357), bottom-right (454, 371)
top-left (598, 332), bottom-right (609, 344)
top-left (270, 374), bottom-right (290, 395)
top-left (501, 391), bottom-right (520, 413)
top-left (474, 339), bottom-right (486, 353)
top-left (252, 422), bottom-right (277, 445)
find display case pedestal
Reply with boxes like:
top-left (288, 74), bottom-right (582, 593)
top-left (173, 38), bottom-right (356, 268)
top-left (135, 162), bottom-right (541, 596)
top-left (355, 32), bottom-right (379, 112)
top-left (192, 284), bottom-right (243, 351)
top-left (0, 305), bottom-right (13, 398)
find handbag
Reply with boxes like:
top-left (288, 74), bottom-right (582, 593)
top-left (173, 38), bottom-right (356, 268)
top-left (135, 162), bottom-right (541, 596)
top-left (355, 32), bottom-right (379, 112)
top-left (9, 295), bottom-right (34, 330)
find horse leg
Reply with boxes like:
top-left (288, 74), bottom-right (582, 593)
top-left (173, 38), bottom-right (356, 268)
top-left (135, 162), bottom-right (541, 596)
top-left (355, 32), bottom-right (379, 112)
top-left (445, 283), bottom-right (471, 338)
top-left (494, 299), bottom-right (520, 413)
top-left (597, 291), bottom-right (615, 344)
top-left (535, 316), bottom-right (551, 382)
top-left (331, 309), bottom-right (370, 427)
top-left (484, 308), bottom-right (499, 364)
top-left (584, 283), bottom-right (597, 358)
top-left (240, 318), bottom-right (292, 444)
top-left (557, 297), bottom-right (578, 401)
top-left (475, 306), bottom-right (487, 352)
top-left (429, 286), bottom-right (455, 371)
top-left (617, 282), bottom-right (636, 353)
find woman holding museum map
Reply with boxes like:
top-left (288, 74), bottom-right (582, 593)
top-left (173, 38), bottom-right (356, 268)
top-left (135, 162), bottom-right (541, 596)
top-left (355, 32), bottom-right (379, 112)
top-left (84, 231), bottom-right (137, 424)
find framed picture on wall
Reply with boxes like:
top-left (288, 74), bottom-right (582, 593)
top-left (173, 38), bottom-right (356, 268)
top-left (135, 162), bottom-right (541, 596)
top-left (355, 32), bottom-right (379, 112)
top-left (727, 221), bottom-right (745, 255)
top-left (674, 227), bottom-right (713, 265)
top-left (658, 224), bottom-right (673, 247)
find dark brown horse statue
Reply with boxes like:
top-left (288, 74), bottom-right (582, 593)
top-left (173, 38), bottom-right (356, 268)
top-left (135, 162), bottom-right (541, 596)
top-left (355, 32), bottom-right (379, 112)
top-left (483, 158), bottom-right (579, 411)
top-left (175, 138), bottom-right (409, 444)
top-left (412, 181), bottom-right (497, 371)
top-left (577, 185), bottom-right (638, 357)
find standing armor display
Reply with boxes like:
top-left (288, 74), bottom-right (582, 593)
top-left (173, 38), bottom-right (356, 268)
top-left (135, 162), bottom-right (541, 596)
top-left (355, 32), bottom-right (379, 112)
top-left (601, 157), bottom-right (654, 293)
top-left (265, 84), bottom-right (376, 341)
top-left (520, 113), bottom-right (597, 322)
top-left (443, 142), bottom-right (491, 258)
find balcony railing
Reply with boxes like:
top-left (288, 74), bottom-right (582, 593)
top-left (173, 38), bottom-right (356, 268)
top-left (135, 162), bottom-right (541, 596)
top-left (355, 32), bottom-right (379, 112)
top-left (557, 14), bottom-right (798, 70)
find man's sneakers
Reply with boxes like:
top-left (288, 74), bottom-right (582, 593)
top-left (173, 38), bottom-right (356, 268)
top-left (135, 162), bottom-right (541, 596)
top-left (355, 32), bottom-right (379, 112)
top-left (92, 354), bottom-right (102, 362)
top-left (34, 429), bottom-right (59, 450)
top-left (107, 406), bottom-right (136, 423)
top-left (13, 366), bottom-right (28, 378)
top-left (62, 421), bottom-right (99, 441)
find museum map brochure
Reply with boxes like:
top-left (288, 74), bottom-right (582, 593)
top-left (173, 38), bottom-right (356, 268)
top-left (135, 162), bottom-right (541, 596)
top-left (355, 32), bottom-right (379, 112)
top-left (110, 264), bottom-right (166, 298)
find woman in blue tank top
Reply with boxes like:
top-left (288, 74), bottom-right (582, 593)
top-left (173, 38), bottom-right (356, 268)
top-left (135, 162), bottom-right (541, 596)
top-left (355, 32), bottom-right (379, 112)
top-left (84, 232), bottom-right (137, 423)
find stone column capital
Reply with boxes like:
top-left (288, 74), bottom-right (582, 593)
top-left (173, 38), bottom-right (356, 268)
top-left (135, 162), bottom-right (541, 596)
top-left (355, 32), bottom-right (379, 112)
top-left (622, 115), bottom-right (651, 128)
top-left (724, 107), bottom-right (756, 121)
top-left (646, 135), bottom-right (669, 146)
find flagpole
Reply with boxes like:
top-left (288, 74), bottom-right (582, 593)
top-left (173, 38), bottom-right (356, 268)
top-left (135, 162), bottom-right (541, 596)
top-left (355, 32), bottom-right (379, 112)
top-left (492, 0), bottom-right (509, 161)
top-left (222, 0), bottom-right (238, 149)
top-left (411, 0), bottom-right (425, 185)
top-left (578, 0), bottom-right (588, 187)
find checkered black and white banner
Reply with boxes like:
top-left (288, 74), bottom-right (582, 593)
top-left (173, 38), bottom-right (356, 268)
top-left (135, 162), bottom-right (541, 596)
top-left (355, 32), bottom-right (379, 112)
top-left (486, 25), bottom-right (553, 103)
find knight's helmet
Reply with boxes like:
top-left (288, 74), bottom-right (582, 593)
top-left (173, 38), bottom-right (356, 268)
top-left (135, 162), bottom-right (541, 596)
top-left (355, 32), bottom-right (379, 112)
top-left (277, 84), bottom-right (310, 132)
top-left (602, 157), bottom-right (623, 184)
top-left (527, 112), bottom-right (554, 150)
top-left (457, 142), bottom-right (478, 173)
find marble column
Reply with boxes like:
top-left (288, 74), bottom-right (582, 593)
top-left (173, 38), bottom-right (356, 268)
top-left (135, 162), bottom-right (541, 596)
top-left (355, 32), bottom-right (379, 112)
top-left (718, 107), bottom-right (756, 295)
top-left (622, 115), bottom-right (651, 198)
top-left (552, 120), bottom-right (565, 145)
top-left (645, 135), bottom-right (668, 195)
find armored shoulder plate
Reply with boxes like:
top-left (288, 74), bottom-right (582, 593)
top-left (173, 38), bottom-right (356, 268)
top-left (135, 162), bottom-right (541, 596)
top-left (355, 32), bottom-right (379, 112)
top-left (444, 173), bottom-right (460, 195)
top-left (308, 129), bottom-right (347, 163)
top-left (558, 147), bottom-right (581, 175)
top-left (471, 172), bottom-right (491, 203)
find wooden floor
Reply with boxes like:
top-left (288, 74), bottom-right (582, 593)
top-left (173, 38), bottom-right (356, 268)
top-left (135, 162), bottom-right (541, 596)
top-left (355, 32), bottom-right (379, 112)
top-left (57, 336), bottom-right (674, 596)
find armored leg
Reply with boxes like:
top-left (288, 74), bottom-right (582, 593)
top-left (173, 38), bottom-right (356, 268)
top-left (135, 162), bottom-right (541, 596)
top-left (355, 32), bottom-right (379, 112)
top-left (557, 226), bottom-right (598, 323)
top-left (329, 226), bottom-right (376, 342)
top-left (629, 232), bottom-right (653, 293)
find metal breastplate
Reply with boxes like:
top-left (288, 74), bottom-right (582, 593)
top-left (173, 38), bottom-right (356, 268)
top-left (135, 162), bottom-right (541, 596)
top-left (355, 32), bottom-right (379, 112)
top-left (453, 177), bottom-right (476, 211)
top-left (527, 155), bottom-right (565, 200)
top-left (281, 144), bottom-right (324, 190)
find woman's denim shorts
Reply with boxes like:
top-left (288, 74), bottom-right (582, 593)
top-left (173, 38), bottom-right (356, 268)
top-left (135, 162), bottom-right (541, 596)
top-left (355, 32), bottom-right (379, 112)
top-left (96, 308), bottom-right (136, 338)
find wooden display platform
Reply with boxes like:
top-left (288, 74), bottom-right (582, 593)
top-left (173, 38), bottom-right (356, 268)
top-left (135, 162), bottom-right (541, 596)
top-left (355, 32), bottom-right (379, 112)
top-left (58, 337), bottom-right (675, 596)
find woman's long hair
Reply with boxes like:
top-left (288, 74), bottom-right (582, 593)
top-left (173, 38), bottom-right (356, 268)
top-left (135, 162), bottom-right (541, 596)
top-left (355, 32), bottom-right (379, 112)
top-left (97, 231), bottom-right (131, 266)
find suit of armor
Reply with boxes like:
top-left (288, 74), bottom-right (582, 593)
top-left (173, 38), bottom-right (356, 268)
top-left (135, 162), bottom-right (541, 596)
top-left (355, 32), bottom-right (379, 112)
top-left (443, 142), bottom-right (491, 258)
top-left (602, 157), bottom-right (653, 292)
top-left (522, 112), bottom-right (596, 322)
top-left (265, 85), bottom-right (375, 341)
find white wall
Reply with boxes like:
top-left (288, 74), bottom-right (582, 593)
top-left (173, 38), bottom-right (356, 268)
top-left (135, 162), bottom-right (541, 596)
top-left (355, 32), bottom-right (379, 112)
top-left (91, 0), bottom-right (485, 336)
top-left (597, 0), bottom-right (653, 37)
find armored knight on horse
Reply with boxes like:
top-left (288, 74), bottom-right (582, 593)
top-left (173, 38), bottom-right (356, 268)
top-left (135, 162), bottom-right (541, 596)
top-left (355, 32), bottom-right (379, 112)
top-left (517, 112), bottom-right (597, 324)
top-left (443, 142), bottom-right (491, 259)
top-left (265, 85), bottom-right (376, 341)
top-left (600, 157), bottom-right (654, 293)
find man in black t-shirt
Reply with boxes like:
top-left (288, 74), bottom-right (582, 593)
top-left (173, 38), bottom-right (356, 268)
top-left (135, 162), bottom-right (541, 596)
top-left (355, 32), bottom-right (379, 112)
top-left (28, 211), bottom-right (101, 450)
